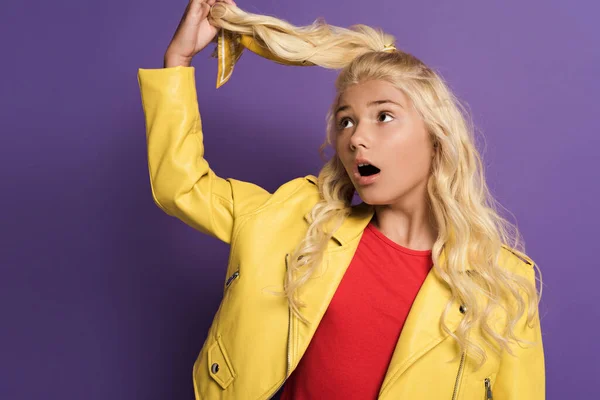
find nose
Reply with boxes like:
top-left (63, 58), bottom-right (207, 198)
top-left (348, 124), bottom-right (370, 151)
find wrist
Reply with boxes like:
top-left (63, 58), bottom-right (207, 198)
top-left (163, 53), bottom-right (192, 68)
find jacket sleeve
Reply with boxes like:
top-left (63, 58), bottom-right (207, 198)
top-left (137, 66), bottom-right (272, 244)
top-left (493, 264), bottom-right (546, 399)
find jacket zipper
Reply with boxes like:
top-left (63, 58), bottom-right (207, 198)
top-left (484, 377), bottom-right (493, 399)
top-left (225, 270), bottom-right (239, 289)
top-left (268, 254), bottom-right (292, 399)
top-left (451, 351), bottom-right (466, 400)
top-left (213, 269), bottom-right (240, 339)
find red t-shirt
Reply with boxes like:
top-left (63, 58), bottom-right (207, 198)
top-left (280, 221), bottom-right (433, 400)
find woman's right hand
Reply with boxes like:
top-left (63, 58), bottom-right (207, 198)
top-left (164, 0), bottom-right (237, 68)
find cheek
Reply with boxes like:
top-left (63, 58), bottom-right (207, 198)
top-left (333, 137), bottom-right (340, 153)
top-left (334, 136), bottom-right (351, 166)
top-left (387, 137), bottom-right (432, 175)
top-left (333, 132), bottom-right (345, 152)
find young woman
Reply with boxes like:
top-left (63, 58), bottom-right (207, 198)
top-left (137, 1), bottom-right (545, 399)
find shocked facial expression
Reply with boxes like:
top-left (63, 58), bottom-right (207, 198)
top-left (334, 79), bottom-right (435, 205)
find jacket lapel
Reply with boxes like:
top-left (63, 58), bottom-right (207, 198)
top-left (377, 245), bottom-right (466, 396)
top-left (289, 202), bottom-right (374, 370)
top-left (291, 202), bottom-right (466, 392)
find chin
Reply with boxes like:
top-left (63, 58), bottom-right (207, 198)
top-left (353, 190), bottom-right (390, 206)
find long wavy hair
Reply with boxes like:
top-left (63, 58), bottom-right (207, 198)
top-left (208, 3), bottom-right (543, 370)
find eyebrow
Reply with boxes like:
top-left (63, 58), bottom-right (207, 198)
top-left (335, 99), bottom-right (404, 116)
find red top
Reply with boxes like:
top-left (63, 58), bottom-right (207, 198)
top-left (280, 221), bottom-right (433, 400)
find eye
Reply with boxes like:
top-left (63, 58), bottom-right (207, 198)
top-left (337, 112), bottom-right (394, 130)
top-left (338, 117), bottom-right (354, 129)
top-left (378, 112), bottom-right (394, 123)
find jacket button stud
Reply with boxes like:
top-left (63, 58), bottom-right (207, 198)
top-left (459, 305), bottom-right (467, 314)
top-left (211, 363), bottom-right (220, 373)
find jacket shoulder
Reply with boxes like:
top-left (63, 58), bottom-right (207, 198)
top-left (499, 244), bottom-right (537, 279)
top-left (271, 174), bottom-right (318, 200)
top-left (236, 174), bottom-right (318, 218)
top-left (500, 244), bottom-right (535, 267)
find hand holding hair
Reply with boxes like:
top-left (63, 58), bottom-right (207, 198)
top-left (164, 0), bottom-right (237, 68)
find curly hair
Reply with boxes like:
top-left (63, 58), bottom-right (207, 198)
top-left (208, 2), bottom-right (543, 371)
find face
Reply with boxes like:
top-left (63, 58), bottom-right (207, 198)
top-left (334, 79), bottom-right (435, 206)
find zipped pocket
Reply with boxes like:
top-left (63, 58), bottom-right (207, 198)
top-left (484, 377), bottom-right (493, 400)
top-left (268, 253), bottom-right (292, 399)
top-left (451, 351), bottom-right (466, 400)
top-left (224, 270), bottom-right (240, 290)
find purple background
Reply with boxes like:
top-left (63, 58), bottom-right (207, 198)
top-left (1, 0), bottom-right (598, 398)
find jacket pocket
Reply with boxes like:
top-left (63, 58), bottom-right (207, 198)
top-left (224, 269), bottom-right (240, 290)
top-left (208, 335), bottom-right (236, 390)
top-left (484, 375), bottom-right (495, 399)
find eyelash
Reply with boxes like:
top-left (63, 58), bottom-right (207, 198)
top-left (337, 111), bottom-right (394, 129)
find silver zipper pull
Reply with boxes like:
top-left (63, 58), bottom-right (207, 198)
top-left (484, 377), bottom-right (493, 400)
top-left (225, 270), bottom-right (239, 288)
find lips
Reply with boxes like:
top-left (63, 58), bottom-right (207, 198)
top-left (353, 169), bottom-right (381, 186)
top-left (353, 157), bottom-right (381, 177)
top-left (352, 157), bottom-right (381, 186)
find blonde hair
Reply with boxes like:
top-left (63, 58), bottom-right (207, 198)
top-left (208, 3), bottom-right (543, 370)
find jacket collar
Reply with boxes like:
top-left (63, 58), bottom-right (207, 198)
top-left (303, 201), bottom-right (374, 246)
top-left (297, 200), bottom-right (466, 395)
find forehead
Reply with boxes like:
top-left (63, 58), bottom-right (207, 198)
top-left (337, 79), bottom-right (409, 107)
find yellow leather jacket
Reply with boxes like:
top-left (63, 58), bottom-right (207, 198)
top-left (137, 65), bottom-right (545, 400)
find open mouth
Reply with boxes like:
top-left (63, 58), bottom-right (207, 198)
top-left (357, 163), bottom-right (381, 177)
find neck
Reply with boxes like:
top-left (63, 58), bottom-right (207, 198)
top-left (371, 192), bottom-right (438, 252)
